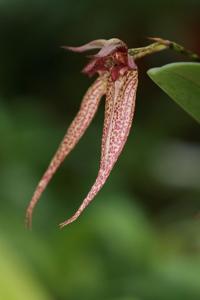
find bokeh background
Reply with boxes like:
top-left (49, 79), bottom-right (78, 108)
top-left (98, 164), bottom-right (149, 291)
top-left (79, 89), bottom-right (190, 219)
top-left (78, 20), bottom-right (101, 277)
top-left (0, 0), bottom-right (200, 299)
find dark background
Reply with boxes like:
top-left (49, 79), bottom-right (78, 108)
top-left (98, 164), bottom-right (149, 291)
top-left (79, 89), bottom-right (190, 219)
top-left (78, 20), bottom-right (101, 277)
top-left (0, 0), bottom-right (200, 299)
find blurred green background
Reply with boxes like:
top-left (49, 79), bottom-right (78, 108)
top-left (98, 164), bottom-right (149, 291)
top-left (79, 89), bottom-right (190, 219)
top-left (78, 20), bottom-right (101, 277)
top-left (0, 0), bottom-right (200, 299)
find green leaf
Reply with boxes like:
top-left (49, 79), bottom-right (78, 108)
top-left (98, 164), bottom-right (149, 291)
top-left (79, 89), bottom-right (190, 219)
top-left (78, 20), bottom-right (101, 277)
top-left (147, 62), bottom-right (200, 123)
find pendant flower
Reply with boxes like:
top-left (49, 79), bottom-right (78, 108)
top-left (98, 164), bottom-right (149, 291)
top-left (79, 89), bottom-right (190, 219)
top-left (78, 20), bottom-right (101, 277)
top-left (26, 38), bottom-right (138, 229)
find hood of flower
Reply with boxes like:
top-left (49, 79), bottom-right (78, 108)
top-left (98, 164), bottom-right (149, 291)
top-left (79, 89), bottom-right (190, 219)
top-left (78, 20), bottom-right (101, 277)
top-left (64, 38), bottom-right (137, 81)
top-left (83, 39), bottom-right (136, 80)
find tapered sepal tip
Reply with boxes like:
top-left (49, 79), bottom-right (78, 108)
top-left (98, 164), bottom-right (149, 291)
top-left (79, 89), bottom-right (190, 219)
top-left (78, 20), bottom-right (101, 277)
top-left (25, 209), bottom-right (32, 230)
top-left (59, 223), bottom-right (65, 229)
top-left (61, 46), bottom-right (70, 50)
top-left (59, 220), bottom-right (72, 229)
top-left (61, 45), bottom-right (81, 52)
top-left (25, 75), bottom-right (106, 229)
top-left (25, 218), bottom-right (32, 231)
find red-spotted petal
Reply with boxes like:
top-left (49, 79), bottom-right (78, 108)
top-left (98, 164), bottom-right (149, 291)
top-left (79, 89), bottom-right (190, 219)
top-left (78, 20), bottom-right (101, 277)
top-left (59, 70), bottom-right (138, 228)
top-left (62, 39), bottom-right (107, 53)
top-left (26, 74), bottom-right (107, 229)
top-left (93, 38), bottom-right (127, 58)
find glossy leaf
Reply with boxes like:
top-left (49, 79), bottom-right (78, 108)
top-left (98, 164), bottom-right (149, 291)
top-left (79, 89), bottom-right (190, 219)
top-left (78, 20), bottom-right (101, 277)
top-left (147, 62), bottom-right (200, 123)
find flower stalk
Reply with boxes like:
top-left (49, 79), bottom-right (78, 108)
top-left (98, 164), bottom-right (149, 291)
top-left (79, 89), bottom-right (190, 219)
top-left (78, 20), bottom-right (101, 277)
top-left (128, 37), bottom-right (200, 61)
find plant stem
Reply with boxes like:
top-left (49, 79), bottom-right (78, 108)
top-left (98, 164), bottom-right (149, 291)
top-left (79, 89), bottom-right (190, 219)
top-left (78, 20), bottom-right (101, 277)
top-left (169, 41), bottom-right (200, 61)
top-left (128, 37), bottom-right (200, 61)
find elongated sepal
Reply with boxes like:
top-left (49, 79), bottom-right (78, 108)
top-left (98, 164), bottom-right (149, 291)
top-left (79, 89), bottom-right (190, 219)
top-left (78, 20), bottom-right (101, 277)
top-left (59, 70), bottom-right (138, 228)
top-left (25, 75), bottom-right (107, 229)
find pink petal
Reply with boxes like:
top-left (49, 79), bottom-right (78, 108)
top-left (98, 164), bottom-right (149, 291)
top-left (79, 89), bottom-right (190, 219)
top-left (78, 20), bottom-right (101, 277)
top-left (26, 75), bottom-right (107, 229)
top-left (94, 44), bottom-right (122, 58)
top-left (93, 39), bottom-right (127, 58)
top-left (62, 39), bottom-right (107, 53)
top-left (59, 70), bottom-right (138, 228)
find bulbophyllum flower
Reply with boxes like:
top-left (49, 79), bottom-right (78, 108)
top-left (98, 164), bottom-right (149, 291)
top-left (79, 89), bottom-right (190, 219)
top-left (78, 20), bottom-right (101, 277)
top-left (26, 38), bottom-right (138, 229)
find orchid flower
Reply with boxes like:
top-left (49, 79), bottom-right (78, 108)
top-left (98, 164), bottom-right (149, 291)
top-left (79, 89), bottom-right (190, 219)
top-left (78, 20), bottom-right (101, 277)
top-left (26, 38), bottom-right (139, 229)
